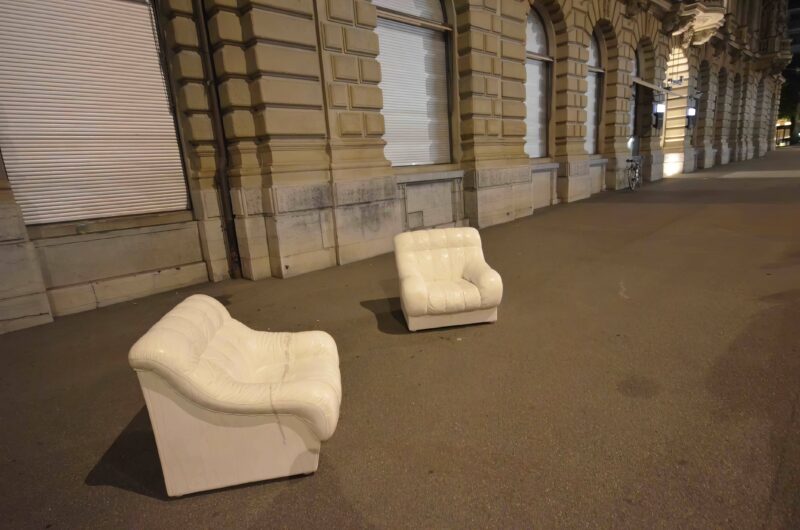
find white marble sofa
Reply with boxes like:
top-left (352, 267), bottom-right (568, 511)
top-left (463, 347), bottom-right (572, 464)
top-left (128, 294), bottom-right (341, 497)
top-left (394, 227), bottom-right (503, 331)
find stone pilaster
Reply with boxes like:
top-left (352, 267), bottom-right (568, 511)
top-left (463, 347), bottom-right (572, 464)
top-left (459, 0), bottom-right (532, 227)
top-left (0, 151), bottom-right (53, 334)
top-left (767, 81), bottom-right (782, 151)
top-left (220, 0), bottom-right (335, 278)
top-left (694, 62), bottom-right (718, 168)
top-left (159, 0), bottom-right (231, 281)
top-left (752, 76), bottom-right (770, 158)
top-left (714, 70), bottom-right (732, 165)
top-left (554, 8), bottom-right (592, 201)
top-left (663, 43), bottom-right (696, 176)
top-left (729, 73), bottom-right (744, 162)
top-left (602, 46), bottom-right (635, 190)
top-left (644, 37), bottom-right (668, 182)
top-left (738, 67), bottom-right (757, 160)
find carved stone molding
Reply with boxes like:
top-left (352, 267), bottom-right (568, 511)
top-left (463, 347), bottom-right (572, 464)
top-left (624, 0), bottom-right (650, 18)
top-left (664, 1), bottom-right (727, 48)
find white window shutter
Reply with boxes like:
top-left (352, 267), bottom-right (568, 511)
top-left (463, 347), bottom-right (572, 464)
top-left (0, 0), bottom-right (188, 225)
top-left (585, 72), bottom-right (598, 154)
top-left (376, 18), bottom-right (450, 166)
top-left (524, 60), bottom-right (548, 158)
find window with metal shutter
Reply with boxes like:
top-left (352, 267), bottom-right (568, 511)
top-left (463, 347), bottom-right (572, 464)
top-left (0, 0), bottom-right (188, 225)
top-left (375, 5), bottom-right (451, 166)
top-left (524, 61), bottom-right (548, 158)
top-left (524, 10), bottom-right (550, 158)
top-left (585, 33), bottom-right (602, 155)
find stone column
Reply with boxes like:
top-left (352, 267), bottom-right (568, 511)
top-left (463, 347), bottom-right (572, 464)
top-left (713, 70), bottom-right (732, 165)
top-left (603, 40), bottom-right (636, 189)
top-left (160, 0), bottom-right (231, 282)
top-left (767, 81), bottom-right (782, 151)
top-left (662, 43), bottom-right (696, 176)
top-left (554, 9), bottom-right (592, 201)
top-left (752, 76), bottom-right (770, 157)
top-left (210, 0), bottom-right (336, 279)
top-left (738, 67), bottom-right (757, 160)
top-left (459, 0), bottom-right (532, 227)
top-left (0, 150), bottom-right (53, 333)
top-left (729, 73), bottom-right (744, 162)
top-left (205, 3), bottom-right (271, 280)
top-left (694, 64), bottom-right (718, 168)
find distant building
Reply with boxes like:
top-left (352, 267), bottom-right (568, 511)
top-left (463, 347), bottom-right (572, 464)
top-left (0, 0), bottom-right (793, 333)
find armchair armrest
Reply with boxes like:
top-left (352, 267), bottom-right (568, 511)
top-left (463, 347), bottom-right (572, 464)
top-left (399, 274), bottom-right (429, 317)
top-left (463, 260), bottom-right (503, 308)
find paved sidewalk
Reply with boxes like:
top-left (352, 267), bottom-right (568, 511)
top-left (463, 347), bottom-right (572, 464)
top-left (1, 147), bottom-right (799, 528)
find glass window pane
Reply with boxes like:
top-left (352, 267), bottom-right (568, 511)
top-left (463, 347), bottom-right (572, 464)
top-left (526, 10), bottom-right (548, 55)
top-left (373, 0), bottom-right (445, 23)
top-left (588, 34), bottom-right (600, 68)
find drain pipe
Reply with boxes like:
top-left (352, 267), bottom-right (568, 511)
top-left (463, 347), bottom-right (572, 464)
top-left (192, 0), bottom-right (242, 278)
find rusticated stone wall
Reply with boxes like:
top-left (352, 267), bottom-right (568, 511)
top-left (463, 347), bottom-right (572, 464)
top-left (0, 0), bottom-right (790, 332)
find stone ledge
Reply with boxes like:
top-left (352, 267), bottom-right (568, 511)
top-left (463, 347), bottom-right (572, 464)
top-left (47, 262), bottom-right (208, 317)
top-left (396, 170), bottom-right (465, 184)
top-left (0, 292), bottom-right (52, 334)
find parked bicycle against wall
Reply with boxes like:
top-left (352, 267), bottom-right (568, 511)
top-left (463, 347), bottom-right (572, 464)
top-left (625, 158), bottom-right (642, 191)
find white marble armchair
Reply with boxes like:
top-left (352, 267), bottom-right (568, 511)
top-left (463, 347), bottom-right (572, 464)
top-left (394, 227), bottom-right (503, 331)
top-left (128, 294), bottom-right (341, 497)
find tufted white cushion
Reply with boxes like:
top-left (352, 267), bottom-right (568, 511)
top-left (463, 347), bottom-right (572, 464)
top-left (394, 227), bottom-right (503, 331)
top-left (129, 294), bottom-right (341, 496)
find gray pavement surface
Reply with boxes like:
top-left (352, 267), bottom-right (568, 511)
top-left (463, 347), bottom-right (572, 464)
top-left (1, 148), bottom-right (799, 528)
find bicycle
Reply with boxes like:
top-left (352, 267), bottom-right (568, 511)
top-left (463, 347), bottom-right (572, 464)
top-left (625, 158), bottom-right (642, 191)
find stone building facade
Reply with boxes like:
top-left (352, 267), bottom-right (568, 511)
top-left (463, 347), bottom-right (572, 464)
top-left (0, 0), bottom-right (792, 333)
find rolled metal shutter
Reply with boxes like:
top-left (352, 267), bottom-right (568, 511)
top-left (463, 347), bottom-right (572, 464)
top-left (376, 18), bottom-right (450, 166)
top-left (0, 0), bottom-right (188, 225)
top-left (585, 72), bottom-right (598, 155)
top-left (524, 60), bottom-right (548, 158)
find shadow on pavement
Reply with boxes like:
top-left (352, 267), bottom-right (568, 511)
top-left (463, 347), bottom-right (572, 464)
top-left (360, 297), bottom-right (408, 335)
top-left (85, 407), bottom-right (168, 501)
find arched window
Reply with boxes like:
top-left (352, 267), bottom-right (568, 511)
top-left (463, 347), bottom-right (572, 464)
top-left (375, 0), bottom-right (451, 166)
top-left (585, 32), bottom-right (603, 155)
top-left (524, 9), bottom-right (551, 158)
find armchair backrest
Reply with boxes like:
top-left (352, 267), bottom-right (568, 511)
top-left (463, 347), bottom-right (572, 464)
top-left (394, 227), bottom-right (486, 282)
top-left (129, 294), bottom-right (231, 375)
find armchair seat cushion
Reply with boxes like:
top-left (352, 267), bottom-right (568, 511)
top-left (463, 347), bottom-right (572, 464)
top-left (426, 279), bottom-right (482, 314)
